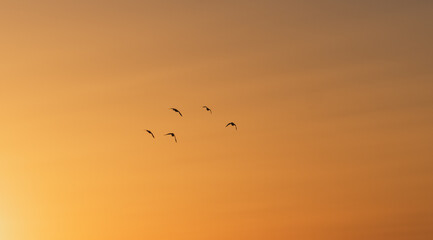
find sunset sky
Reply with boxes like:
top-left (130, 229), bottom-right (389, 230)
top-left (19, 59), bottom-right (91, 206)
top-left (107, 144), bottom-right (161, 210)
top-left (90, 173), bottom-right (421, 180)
top-left (1, 1), bottom-right (433, 239)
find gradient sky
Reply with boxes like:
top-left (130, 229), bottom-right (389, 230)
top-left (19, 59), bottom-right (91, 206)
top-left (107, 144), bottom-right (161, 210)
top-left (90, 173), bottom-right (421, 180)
top-left (1, 1), bottom-right (433, 239)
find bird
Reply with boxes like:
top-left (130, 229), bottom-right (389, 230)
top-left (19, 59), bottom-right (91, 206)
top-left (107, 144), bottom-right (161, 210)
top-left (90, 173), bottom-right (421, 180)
top-left (165, 133), bottom-right (177, 143)
top-left (145, 129), bottom-right (155, 138)
top-left (202, 106), bottom-right (212, 114)
top-left (225, 122), bottom-right (237, 130)
top-left (170, 108), bottom-right (183, 117)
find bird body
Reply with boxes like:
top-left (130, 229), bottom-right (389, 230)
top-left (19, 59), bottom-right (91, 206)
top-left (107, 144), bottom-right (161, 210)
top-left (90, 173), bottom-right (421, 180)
top-left (165, 133), bottom-right (177, 143)
top-left (202, 106), bottom-right (212, 114)
top-left (225, 122), bottom-right (237, 130)
top-left (170, 108), bottom-right (183, 117)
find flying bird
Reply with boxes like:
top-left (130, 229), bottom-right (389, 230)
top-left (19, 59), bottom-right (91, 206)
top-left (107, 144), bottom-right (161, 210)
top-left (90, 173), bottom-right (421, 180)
top-left (145, 129), bottom-right (155, 138)
top-left (202, 106), bottom-right (212, 114)
top-left (225, 122), bottom-right (237, 130)
top-left (165, 133), bottom-right (177, 143)
top-left (170, 108), bottom-right (183, 117)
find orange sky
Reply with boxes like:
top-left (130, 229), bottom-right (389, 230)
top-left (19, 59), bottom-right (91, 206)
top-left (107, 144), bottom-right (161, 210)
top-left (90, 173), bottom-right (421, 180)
top-left (1, 1), bottom-right (433, 239)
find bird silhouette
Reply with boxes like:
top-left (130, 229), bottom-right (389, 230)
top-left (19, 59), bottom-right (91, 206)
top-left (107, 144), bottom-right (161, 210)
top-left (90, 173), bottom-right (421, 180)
top-left (225, 122), bottom-right (237, 130)
top-left (165, 133), bottom-right (177, 143)
top-left (145, 129), bottom-right (155, 138)
top-left (170, 108), bottom-right (183, 117)
top-left (202, 106), bottom-right (212, 114)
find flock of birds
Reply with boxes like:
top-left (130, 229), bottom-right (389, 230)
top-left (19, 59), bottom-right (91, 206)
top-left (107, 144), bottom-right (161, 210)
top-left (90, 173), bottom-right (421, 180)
top-left (145, 106), bottom-right (237, 143)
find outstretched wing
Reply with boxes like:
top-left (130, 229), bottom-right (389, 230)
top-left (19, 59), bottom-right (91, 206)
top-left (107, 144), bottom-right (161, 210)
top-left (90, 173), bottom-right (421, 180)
top-left (146, 130), bottom-right (155, 138)
top-left (171, 108), bottom-right (182, 116)
top-left (225, 123), bottom-right (231, 127)
top-left (174, 136), bottom-right (177, 143)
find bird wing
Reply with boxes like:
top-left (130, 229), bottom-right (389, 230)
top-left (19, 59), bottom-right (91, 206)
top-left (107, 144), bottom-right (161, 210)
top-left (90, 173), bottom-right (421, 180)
top-left (150, 132), bottom-right (155, 138)
top-left (209, 109), bottom-right (212, 114)
top-left (225, 123), bottom-right (230, 127)
top-left (178, 111), bottom-right (183, 117)
top-left (174, 136), bottom-right (177, 143)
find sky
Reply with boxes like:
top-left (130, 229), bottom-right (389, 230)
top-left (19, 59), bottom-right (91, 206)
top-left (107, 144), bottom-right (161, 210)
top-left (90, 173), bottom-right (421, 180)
top-left (1, 0), bottom-right (433, 239)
